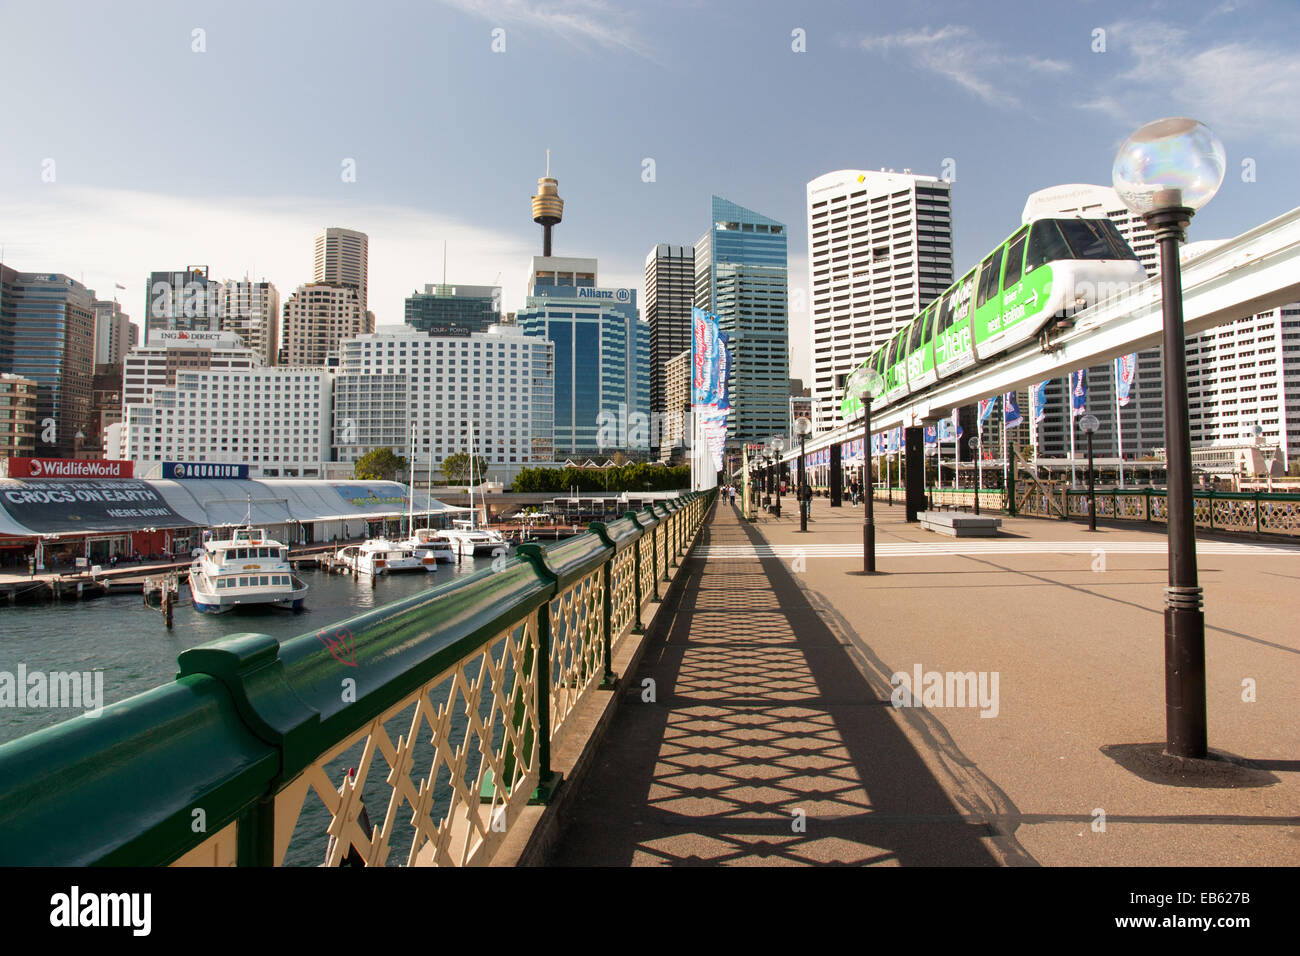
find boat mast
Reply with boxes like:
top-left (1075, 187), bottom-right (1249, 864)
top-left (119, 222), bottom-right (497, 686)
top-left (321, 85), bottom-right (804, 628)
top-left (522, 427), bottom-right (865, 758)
top-left (407, 422), bottom-right (416, 540)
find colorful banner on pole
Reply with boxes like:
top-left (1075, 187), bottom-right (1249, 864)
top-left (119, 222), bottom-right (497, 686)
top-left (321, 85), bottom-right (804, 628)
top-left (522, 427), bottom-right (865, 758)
top-left (1004, 393), bottom-right (1024, 429)
top-left (978, 398), bottom-right (996, 426)
top-left (1070, 370), bottom-right (1088, 417)
top-left (1116, 353), bottom-right (1137, 407)
top-left (1031, 381), bottom-right (1049, 424)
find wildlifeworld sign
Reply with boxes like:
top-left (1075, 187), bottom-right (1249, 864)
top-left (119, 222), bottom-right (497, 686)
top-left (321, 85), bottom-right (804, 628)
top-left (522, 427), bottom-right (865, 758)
top-left (0, 478), bottom-right (191, 533)
top-left (3, 458), bottom-right (134, 479)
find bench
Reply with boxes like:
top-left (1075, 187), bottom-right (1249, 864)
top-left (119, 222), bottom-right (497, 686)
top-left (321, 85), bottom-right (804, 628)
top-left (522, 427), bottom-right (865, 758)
top-left (918, 511), bottom-right (1002, 537)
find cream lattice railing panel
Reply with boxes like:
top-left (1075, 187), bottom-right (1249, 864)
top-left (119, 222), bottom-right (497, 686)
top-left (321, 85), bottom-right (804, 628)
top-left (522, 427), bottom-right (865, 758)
top-left (273, 617), bottom-right (540, 867)
top-left (638, 530), bottom-right (657, 606)
top-left (547, 570), bottom-right (605, 748)
top-left (609, 545), bottom-right (637, 649)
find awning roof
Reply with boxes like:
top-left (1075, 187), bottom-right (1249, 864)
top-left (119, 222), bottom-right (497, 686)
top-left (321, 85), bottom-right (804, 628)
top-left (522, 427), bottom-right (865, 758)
top-left (0, 476), bottom-right (469, 538)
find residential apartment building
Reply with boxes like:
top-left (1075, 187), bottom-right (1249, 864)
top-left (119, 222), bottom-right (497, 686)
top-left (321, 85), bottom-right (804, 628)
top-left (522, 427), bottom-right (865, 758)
top-left (280, 282), bottom-right (372, 367)
top-left (806, 170), bottom-right (953, 432)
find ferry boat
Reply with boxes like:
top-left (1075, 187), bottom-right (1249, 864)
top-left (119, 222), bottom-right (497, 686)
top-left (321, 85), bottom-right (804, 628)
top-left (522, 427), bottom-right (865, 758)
top-left (336, 538), bottom-right (429, 575)
top-left (189, 527), bottom-right (308, 613)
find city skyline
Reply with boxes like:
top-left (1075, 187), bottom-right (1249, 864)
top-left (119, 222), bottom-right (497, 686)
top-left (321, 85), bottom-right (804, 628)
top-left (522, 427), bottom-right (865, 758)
top-left (2, 0), bottom-right (1297, 385)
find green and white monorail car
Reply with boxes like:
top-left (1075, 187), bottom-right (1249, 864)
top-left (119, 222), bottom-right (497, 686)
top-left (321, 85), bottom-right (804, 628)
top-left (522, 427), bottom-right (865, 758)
top-left (841, 218), bottom-right (1146, 418)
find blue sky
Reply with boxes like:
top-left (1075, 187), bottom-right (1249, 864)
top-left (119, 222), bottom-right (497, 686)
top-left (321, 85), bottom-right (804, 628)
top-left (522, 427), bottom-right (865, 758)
top-left (1, 0), bottom-right (1296, 380)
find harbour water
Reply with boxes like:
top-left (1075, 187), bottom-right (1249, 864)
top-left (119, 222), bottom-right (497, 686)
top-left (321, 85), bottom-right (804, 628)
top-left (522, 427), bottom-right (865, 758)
top-left (0, 556), bottom-right (499, 746)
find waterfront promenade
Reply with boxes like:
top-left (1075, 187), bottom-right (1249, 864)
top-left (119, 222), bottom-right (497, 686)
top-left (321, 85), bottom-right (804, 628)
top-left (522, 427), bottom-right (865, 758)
top-left (548, 497), bottom-right (1300, 866)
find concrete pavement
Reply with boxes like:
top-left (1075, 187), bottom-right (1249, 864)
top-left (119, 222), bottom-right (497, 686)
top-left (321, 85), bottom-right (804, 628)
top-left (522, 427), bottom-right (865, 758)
top-left (548, 496), bottom-right (1300, 866)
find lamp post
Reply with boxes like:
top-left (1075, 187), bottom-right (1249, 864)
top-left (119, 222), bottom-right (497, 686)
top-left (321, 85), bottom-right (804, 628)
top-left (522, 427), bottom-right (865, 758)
top-left (794, 417), bottom-right (812, 532)
top-left (1114, 116), bottom-right (1225, 760)
top-left (845, 366), bottom-right (885, 573)
top-left (771, 437), bottom-right (784, 518)
top-left (1079, 413), bottom-right (1100, 532)
top-left (887, 452), bottom-right (895, 506)
top-left (968, 435), bottom-right (981, 515)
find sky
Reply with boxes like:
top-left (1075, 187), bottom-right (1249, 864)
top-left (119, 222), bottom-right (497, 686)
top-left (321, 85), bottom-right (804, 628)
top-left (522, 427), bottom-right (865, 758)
top-left (1, 0), bottom-right (1297, 383)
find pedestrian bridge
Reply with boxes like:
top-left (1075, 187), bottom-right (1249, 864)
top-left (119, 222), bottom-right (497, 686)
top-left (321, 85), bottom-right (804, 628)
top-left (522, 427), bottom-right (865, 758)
top-left (2, 491), bottom-right (1297, 866)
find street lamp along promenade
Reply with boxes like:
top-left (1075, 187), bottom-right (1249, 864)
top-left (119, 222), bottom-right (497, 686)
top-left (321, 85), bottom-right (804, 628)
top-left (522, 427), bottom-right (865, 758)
top-left (1078, 412), bottom-right (1100, 532)
top-left (770, 436), bottom-right (784, 518)
top-left (845, 365), bottom-right (885, 573)
top-left (794, 416), bottom-right (812, 532)
top-left (1113, 116), bottom-right (1225, 761)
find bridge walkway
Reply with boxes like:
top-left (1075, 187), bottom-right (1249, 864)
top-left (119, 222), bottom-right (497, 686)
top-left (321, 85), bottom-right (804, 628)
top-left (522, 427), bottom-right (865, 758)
top-left (549, 499), bottom-right (1007, 865)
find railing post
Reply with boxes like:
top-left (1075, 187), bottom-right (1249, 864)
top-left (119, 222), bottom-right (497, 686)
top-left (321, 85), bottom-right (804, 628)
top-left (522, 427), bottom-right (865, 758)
top-left (590, 522), bottom-right (617, 689)
top-left (1207, 491), bottom-right (1214, 531)
top-left (1256, 491), bottom-right (1262, 535)
top-left (513, 544), bottom-right (562, 803)
top-left (236, 795), bottom-right (275, 867)
top-left (624, 511), bottom-right (645, 632)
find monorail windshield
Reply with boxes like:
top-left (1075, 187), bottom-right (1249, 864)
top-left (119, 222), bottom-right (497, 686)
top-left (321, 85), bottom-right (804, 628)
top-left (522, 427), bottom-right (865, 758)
top-left (1028, 219), bottom-right (1138, 271)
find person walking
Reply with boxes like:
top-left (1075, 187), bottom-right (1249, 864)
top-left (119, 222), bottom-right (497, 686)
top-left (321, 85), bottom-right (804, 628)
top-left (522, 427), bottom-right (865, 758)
top-left (798, 480), bottom-right (813, 523)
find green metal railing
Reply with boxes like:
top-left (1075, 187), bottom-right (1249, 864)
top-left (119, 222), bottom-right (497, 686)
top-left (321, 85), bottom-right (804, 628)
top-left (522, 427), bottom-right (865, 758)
top-left (1020, 487), bottom-right (1300, 536)
top-left (0, 490), bottom-right (715, 867)
top-left (870, 483), bottom-right (1300, 538)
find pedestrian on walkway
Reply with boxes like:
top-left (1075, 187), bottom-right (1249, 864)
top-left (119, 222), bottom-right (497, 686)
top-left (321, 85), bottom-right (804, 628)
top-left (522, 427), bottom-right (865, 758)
top-left (798, 480), bottom-right (813, 522)
top-left (728, 485), bottom-right (736, 506)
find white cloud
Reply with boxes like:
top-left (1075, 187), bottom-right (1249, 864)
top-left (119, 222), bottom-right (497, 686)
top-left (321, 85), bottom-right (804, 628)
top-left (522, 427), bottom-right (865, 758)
top-left (857, 25), bottom-right (1071, 110)
top-left (439, 0), bottom-right (656, 60)
top-left (1089, 20), bottom-right (1300, 145)
top-left (0, 186), bottom-right (537, 334)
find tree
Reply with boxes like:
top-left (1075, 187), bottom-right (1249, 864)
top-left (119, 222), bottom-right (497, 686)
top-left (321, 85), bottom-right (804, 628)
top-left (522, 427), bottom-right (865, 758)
top-left (442, 453), bottom-right (490, 484)
top-left (355, 448), bottom-right (407, 481)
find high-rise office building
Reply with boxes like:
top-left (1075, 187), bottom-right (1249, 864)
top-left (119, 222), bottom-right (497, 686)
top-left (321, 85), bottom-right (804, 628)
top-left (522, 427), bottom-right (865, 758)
top-left (806, 170), bottom-right (954, 432)
top-left (645, 244), bottom-right (695, 455)
top-left (280, 282), bottom-right (372, 367)
top-left (405, 284), bottom-right (501, 334)
top-left (694, 196), bottom-right (790, 445)
top-left (218, 279), bottom-right (280, 366)
top-left (517, 257), bottom-right (648, 457)
top-left (145, 266), bottom-right (217, 338)
top-left (313, 228), bottom-right (369, 315)
top-left (1021, 185), bottom-right (1165, 461)
top-left (660, 350), bottom-right (691, 463)
top-left (92, 298), bottom-right (136, 366)
top-left (0, 266), bottom-right (95, 456)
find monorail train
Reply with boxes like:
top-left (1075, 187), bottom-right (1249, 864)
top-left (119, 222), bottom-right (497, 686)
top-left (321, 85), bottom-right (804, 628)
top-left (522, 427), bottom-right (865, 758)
top-left (841, 217), bottom-right (1148, 418)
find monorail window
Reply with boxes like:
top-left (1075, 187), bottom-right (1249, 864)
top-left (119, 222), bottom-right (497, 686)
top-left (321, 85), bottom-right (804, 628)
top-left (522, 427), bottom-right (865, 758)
top-left (908, 318), bottom-right (924, 353)
top-left (1003, 229), bottom-right (1028, 289)
top-left (977, 247), bottom-right (1004, 308)
top-left (1058, 219), bottom-right (1140, 260)
top-left (1026, 221), bottom-right (1073, 272)
top-left (935, 291), bottom-right (954, 334)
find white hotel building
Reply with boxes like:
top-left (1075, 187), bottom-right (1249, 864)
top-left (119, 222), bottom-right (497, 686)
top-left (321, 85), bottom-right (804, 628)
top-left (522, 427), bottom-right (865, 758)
top-left (806, 169), bottom-right (954, 432)
top-left (122, 366), bottom-right (330, 477)
top-left (332, 325), bottom-right (555, 485)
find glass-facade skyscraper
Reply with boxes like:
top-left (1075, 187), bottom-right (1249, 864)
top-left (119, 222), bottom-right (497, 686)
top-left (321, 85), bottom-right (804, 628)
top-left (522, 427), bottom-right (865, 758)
top-left (517, 256), bottom-right (649, 458)
top-left (405, 284), bottom-right (501, 334)
top-left (695, 196), bottom-right (790, 445)
top-left (0, 266), bottom-right (95, 457)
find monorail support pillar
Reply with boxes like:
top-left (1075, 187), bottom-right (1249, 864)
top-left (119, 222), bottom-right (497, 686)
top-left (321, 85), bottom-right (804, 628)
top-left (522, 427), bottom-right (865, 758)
top-left (830, 443), bottom-right (843, 507)
top-left (904, 426), bottom-right (925, 522)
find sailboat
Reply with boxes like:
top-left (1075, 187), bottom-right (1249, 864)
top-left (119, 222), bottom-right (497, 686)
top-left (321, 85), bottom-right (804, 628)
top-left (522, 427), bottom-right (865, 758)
top-left (338, 426), bottom-right (434, 575)
top-left (438, 420), bottom-right (510, 560)
top-left (398, 423), bottom-right (452, 567)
